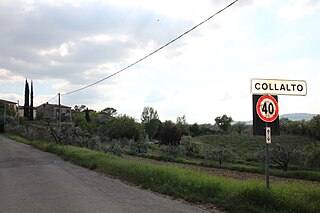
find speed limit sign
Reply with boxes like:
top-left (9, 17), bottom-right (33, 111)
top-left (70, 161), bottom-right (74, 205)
top-left (256, 95), bottom-right (279, 122)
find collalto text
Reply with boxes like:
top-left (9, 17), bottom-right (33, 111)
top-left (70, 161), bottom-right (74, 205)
top-left (251, 79), bottom-right (307, 96)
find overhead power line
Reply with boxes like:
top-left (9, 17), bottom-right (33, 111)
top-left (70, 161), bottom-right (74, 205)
top-left (46, 94), bottom-right (59, 104)
top-left (63, 0), bottom-right (239, 96)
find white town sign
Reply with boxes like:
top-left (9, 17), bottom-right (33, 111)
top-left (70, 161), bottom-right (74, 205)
top-left (251, 78), bottom-right (307, 96)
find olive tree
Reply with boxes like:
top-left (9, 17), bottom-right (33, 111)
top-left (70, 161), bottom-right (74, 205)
top-left (215, 114), bottom-right (233, 132)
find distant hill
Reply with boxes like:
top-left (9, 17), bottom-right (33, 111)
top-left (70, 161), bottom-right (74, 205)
top-left (280, 113), bottom-right (317, 121)
top-left (240, 113), bottom-right (317, 125)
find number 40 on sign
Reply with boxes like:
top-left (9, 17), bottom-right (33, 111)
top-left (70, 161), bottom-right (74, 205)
top-left (256, 95), bottom-right (279, 123)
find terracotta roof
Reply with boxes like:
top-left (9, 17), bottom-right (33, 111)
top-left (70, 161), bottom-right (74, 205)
top-left (37, 103), bottom-right (71, 109)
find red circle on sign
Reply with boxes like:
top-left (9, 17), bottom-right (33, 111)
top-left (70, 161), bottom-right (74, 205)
top-left (256, 95), bottom-right (279, 122)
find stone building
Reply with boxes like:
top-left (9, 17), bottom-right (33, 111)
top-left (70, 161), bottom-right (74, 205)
top-left (36, 103), bottom-right (71, 122)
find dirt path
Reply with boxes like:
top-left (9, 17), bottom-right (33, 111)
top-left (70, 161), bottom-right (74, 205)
top-left (123, 155), bottom-right (318, 185)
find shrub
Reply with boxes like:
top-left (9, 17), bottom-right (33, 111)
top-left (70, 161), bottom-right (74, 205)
top-left (203, 144), bottom-right (236, 166)
top-left (305, 143), bottom-right (320, 169)
top-left (100, 115), bottom-right (145, 142)
top-left (129, 138), bottom-right (148, 153)
top-left (180, 135), bottom-right (201, 157)
top-left (160, 145), bottom-right (185, 157)
top-left (159, 121), bottom-right (182, 146)
top-left (105, 139), bottom-right (122, 156)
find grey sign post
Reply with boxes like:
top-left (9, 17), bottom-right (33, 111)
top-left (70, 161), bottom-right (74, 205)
top-left (256, 95), bottom-right (279, 190)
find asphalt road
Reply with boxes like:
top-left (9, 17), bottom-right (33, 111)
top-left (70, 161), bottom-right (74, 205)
top-left (0, 135), bottom-right (210, 213)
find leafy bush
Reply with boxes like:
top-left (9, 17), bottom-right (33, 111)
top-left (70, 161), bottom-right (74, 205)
top-left (180, 136), bottom-right (201, 157)
top-left (99, 115), bottom-right (145, 142)
top-left (160, 145), bottom-right (185, 157)
top-left (105, 139), bottom-right (122, 156)
top-left (159, 121), bottom-right (181, 145)
top-left (305, 143), bottom-right (320, 169)
top-left (129, 138), bottom-right (148, 153)
top-left (307, 115), bottom-right (320, 140)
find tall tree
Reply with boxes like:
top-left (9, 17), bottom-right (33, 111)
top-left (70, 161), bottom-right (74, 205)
top-left (74, 105), bottom-right (87, 112)
top-left (176, 115), bottom-right (189, 136)
top-left (189, 123), bottom-right (201, 137)
top-left (141, 106), bottom-right (160, 139)
top-left (215, 114), bottom-right (233, 132)
top-left (145, 118), bottom-right (162, 139)
top-left (308, 115), bottom-right (320, 140)
top-left (24, 79), bottom-right (29, 118)
top-left (159, 121), bottom-right (181, 146)
top-left (85, 108), bottom-right (90, 123)
top-left (101, 115), bottom-right (145, 141)
top-left (29, 80), bottom-right (34, 120)
top-left (141, 106), bottom-right (159, 123)
top-left (100, 107), bottom-right (117, 118)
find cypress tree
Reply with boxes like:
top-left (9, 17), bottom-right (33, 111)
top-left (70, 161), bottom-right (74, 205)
top-left (85, 108), bottom-right (90, 123)
top-left (29, 80), bottom-right (34, 120)
top-left (24, 79), bottom-right (29, 118)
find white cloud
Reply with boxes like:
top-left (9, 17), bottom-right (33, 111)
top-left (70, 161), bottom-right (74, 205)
top-left (39, 41), bottom-right (74, 57)
top-left (80, 34), bottom-right (130, 44)
top-left (278, 0), bottom-right (320, 21)
top-left (39, 0), bottom-right (89, 8)
top-left (0, 69), bottom-right (24, 82)
top-left (250, 58), bottom-right (314, 80)
top-left (106, 0), bottom-right (214, 21)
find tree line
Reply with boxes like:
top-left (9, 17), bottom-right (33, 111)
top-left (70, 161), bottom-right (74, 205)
top-left (280, 115), bottom-right (320, 140)
top-left (72, 106), bottom-right (237, 146)
top-left (3, 103), bottom-right (320, 171)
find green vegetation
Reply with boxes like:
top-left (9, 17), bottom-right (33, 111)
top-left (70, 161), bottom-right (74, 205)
top-left (125, 151), bottom-right (320, 181)
top-left (215, 114), bottom-right (233, 132)
top-left (191, 133), bottom-right (320, 179)
top-left (9, 135), bottom-right (320, 213)
top-left (195, 133), bottom-right (319, 169)
top-left (0, 101), bottom-right (17, 132)
top-left (99, 115), bottom-right (145, 142)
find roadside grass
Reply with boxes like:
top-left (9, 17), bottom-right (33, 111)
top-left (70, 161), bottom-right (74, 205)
top-left (125, 151), bottom-right (320, 181)
top-left (9, 135), bottom-right (320, 213)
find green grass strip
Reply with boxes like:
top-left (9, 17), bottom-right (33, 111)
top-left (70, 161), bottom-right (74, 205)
top-left (126, 151), bottom-right (320, 181)
top-left (10, 135), bottom-right (320, 213)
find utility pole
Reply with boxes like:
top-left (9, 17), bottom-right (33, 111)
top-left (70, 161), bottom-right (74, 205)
top-left (58, 93), bottom-right (61, 134)
top-left (17, 100), bottom-right (19, 126)
top-left (3, 101), bottom-right (6, 132)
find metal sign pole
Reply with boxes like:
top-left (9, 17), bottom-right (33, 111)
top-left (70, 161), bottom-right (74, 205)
top-left (265, 124), bottom-right (271, 190)
top-left (265, 143), bottom-right (270, 190)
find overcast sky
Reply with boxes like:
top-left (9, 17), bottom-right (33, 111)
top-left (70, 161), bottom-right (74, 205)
top-left (1, 0), bottom-right (319, 123)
